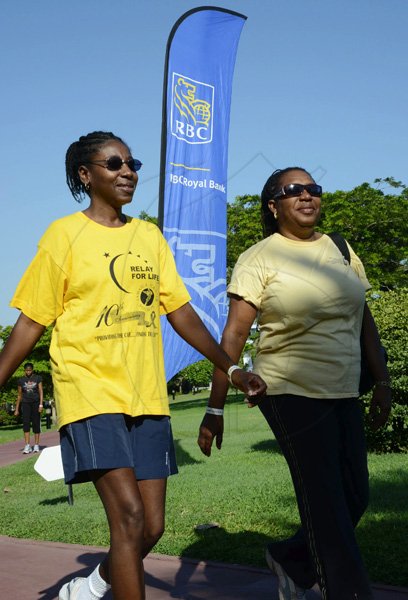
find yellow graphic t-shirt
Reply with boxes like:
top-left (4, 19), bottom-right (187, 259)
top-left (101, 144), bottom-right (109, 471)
top-left (11, 213), bottom-right (191, 428)
top-left (228, 233), bottom-right (370, 399)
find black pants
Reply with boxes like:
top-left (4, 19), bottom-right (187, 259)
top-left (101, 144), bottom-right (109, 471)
top-left (259, 394), bottom-right (372, 600)
top-left (22, 401), bottom-right (41, 434)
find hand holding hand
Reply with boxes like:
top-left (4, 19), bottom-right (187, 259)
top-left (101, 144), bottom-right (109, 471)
top-left (230, 369), bottom-right (266, 405)
top-left (197, 414), bottom-right (224, 456)
top-left (369, 385), bottom-right (392, 431)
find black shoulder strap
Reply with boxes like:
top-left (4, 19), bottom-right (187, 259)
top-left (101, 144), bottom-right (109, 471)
top-left (327, 232), bottom-right (351, 264)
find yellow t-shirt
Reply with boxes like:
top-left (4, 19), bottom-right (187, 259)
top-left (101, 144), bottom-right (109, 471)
top-left (228, 233), bottom-right (370, 398)
top-left (11, 212), bottom-right (191, 428)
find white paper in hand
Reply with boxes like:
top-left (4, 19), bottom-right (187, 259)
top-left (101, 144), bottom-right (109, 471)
top-left (34, 445), bottom-right (64, 481)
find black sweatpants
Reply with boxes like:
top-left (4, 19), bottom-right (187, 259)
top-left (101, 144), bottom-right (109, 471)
top-left (259, 394), bottom-right (372, 600)
top-left (22, 401), bottom-right (41, 434)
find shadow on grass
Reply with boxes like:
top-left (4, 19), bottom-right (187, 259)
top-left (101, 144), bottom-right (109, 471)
top-left (174, 439), bottom-right (203, 466)
top-left (178, 526), bottom-right (271, 563)
top-left (39, 495), bottom-right (71, 506)
top-left (170, 392), bottom-right (247, 413)
top-left (251, 438), bottom-right (282, 454)
top-left (170, 397), bottom-right (209, 412)
top-left (0, 423), bottom-right (21, 432)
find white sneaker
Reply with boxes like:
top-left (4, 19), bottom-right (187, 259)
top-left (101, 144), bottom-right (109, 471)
top-left (266, 547), bottom-right (306, 600)
top-left (59, 577), bottom-right (86, 600)
top-left (22, 444), bottom-right (32, 454)
top-left (33, 444), bottom-right (40, 453)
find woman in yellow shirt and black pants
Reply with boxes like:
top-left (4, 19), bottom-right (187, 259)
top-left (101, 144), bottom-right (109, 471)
top-left (198, 167), bottom-right (391, 600)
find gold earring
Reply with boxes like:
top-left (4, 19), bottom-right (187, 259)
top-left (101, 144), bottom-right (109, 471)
top-left (85, 182), bottom-right (90, 192)
top-left (273, 211), bottom-right (278, 220)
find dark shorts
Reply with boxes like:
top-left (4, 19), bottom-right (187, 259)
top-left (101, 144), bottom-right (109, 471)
top-left (60, 413), bottom-right (178, 485)
top-left (21, 402), bottom-right (41, 434)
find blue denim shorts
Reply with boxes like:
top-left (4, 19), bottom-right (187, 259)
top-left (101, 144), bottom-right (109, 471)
top-left (60, 413), bottom-right (178, 484)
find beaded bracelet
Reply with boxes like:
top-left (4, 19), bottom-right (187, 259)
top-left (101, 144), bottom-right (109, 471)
top-left (227, 364), bottom-right (241, 385)
top-left (374, 380), bottom-right (392, 388)
top-left (206, 406), bottom-right (224, 416)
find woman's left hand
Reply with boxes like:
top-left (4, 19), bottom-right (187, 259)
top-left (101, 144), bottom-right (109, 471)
top-left (230, 369), bottom-right (267, 402)
top-left (369, 386), bottom-right (392, 430)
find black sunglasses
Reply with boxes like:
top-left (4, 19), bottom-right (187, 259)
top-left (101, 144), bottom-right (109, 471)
top-left (86, 156), bottom-right (143, 172)
top-left (273, 183), bottom-right (322, 199)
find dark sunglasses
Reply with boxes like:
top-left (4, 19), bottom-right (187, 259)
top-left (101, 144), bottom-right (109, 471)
top-left (86, 156), bottom-right (142, 172)
top-left (273, 183), bottom-right (322, 199)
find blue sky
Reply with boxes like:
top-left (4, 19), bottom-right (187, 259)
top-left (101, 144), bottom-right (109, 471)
top-left (1, 0), bottom-right (407, 325)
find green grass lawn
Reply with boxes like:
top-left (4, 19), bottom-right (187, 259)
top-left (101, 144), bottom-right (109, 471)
top-left (0, 392), bottom-right (407, 587)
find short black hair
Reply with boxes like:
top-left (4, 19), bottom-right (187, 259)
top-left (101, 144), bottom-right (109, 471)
top-left (65, 131), bottom-right (127, 203)
top-left (260, 167), bottom-right (313, 237)
top-left (24, 363), bottom-right (33, 369)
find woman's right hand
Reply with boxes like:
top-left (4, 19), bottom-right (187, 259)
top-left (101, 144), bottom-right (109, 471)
top-left (230, 369), bottom-right (266, 402)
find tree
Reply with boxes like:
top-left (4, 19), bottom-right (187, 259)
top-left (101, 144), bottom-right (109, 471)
top-left (364, 288), bottom-right (408, 452)
top-left (0, 325), bottom-right (12, 349)
top-left (178, 359), bottom-right (213, 389)
top-left (319, 181), bottom-right (408, 290)
top-left (227, 195), bottom-right (263, 278)
top-left (138, 210), bottom-right (158, 226)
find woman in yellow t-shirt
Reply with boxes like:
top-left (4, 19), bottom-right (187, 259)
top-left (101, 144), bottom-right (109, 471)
top-left (0, 131), bottom-right (266, 600)
top-left (198, 167), bottom-right (391, 600)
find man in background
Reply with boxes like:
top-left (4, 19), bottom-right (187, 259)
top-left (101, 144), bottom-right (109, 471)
top-left (14, 362), bottom-right (43, 453)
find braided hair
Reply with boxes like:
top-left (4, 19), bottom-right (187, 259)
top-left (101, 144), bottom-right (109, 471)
top-left (65, 131), bottom-right (126, 203)
top-left (260, 167), bottom-right (312, 237)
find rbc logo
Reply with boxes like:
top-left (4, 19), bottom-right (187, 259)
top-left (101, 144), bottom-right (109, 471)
top-left (171, 73), bottom-right (214, 144)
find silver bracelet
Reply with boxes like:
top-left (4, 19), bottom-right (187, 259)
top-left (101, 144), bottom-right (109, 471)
top-left (206, 406), bottom-right (224, 416)
top-left (227, 364), bottom-right (241, 385)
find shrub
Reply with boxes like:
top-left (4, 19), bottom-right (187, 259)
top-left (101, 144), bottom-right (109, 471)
top-left (0, 405), bottom-right (19, 427)
top-left (363, 289), bottom-right (408, 452)
top-left (178, 359), bottom-right (213, 389)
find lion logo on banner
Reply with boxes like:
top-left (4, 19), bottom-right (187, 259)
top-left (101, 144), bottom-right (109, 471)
top-left (171, 73), bottom-right (214, 144)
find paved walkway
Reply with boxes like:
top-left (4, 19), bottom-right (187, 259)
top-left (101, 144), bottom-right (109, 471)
top-left (0, 428), bottom-right (60, 467)
top-left (1, 431), bottom-right (407, 599)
